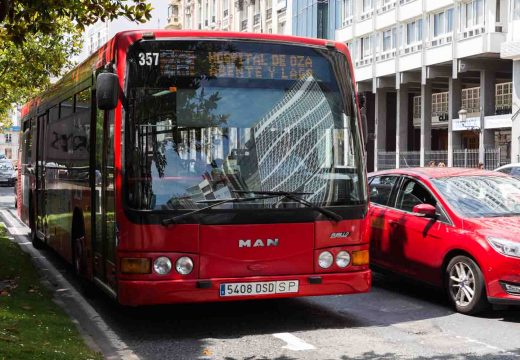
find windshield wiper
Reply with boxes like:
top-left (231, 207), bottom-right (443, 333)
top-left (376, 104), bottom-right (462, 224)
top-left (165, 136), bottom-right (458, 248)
top-left (161, 195), bottom-right (279, 226)
top-left (233, 190), bottom-right (343, 222)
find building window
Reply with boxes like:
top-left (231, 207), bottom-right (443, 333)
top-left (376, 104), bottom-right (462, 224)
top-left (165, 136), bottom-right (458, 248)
top-left (496, 82), bottom-right (513, 114)
top-left (432, 92), bottom-right (449, 117)
top-left (278, 21), bottom-right (286, 34)
top-left (382, 27), bottom-right (396, 51)
top-left (361, 36), bottom-right (372, 59)
top-left (413, 96), bottom-right (421, 119)
top-left (406, 18), bottom-right (422, 45)
top-left (223, 0), bottom-right (229, 17)
top-left (514, 0), bottom-right (520, 20)
top-left (462, 87), bottom-right (481, 114)
top-left (342, 0), bottom-right (353, 25)
top-left (433, 8), bottom-right (453, 38)
top-left (464, 0), bottom-right (484, 28)
top-left (363, 0), bottom-right (373, 13)
top-left (5, 134), bottom-right (11, 143)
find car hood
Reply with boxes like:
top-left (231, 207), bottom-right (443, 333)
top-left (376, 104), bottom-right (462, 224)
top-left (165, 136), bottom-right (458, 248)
top-left (463, 216), bottom-right (520, 243)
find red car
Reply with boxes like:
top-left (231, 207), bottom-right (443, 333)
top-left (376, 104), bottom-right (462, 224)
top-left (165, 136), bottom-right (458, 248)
top-left (368, 168), bottom-right (520, 314)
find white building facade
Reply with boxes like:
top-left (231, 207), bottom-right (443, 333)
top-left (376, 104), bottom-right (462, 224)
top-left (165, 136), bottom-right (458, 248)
top-left (172, 0), bottom-right (291, 34)
top-left (334, 0), bottom-right (519, 170)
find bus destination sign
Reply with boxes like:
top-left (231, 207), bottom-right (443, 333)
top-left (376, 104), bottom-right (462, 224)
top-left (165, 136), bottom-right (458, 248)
top-left (159, 50), bottom-right (315, 81)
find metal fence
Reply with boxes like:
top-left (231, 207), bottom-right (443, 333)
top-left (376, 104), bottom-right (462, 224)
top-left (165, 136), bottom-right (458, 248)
top-left (399, 151), bottom-right (420, 168)
top-left (452, 148), bottom-right (501, 170)
top-left (425, 151), bottom-right (448, 166)
top-left (377, 151), bottom-right (397, 170)
top-left (377, 148), bottom-right (501, 170)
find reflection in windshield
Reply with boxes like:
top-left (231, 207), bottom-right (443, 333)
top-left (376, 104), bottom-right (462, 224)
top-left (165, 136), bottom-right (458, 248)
top-left (125, 40), bottom-right (364, 211)
top-left (432, 176), bottom-right (520, 218)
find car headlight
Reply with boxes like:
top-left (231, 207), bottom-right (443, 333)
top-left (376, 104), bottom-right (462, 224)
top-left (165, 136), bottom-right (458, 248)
top-left (318, 251), bottom-right (333, 269)
top-left (153, 256), bottom-right (172, 275)
top-left (175, 256), bottom-right (193, 275)
top-left (336, 251), bottom-right (351, 268)
top-left (487, 237), bottom-right (520, 258)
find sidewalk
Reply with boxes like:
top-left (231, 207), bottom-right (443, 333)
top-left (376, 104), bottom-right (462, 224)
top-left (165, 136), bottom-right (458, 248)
top-left (0, 207), bottom-right (139, 360)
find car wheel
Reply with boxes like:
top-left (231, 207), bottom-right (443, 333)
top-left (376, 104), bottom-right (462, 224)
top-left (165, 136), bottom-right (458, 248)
top-left (445, 256), bottom-right (489, 315)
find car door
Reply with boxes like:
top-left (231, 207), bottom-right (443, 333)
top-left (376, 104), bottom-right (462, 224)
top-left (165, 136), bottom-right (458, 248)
top-left (368, 175), bottom-right (408, 273)
top-left (392, 176), bottom-right (453, 284)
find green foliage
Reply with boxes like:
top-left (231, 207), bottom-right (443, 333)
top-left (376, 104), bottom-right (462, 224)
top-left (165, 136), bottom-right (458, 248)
top-left (0, 20), bottom-right (81, 127)
top-left (2, 1), bottom-right (152, 43)
top-left (0, 0), bottom-right (152, 127)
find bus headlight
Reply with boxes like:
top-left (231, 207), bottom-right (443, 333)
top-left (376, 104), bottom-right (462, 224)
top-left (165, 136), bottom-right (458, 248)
top-left (318, 251), bottom-right (333, 269)
top-left (153, 256), bottom-right (172, 275)
top-left (175, 256), bottom-right (194, 275)
top-left (336, 251), bottom-right (351, 268)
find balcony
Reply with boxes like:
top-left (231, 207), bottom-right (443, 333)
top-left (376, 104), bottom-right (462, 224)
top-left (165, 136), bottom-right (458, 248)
top-left (241, 19), bottom-right (248, 31)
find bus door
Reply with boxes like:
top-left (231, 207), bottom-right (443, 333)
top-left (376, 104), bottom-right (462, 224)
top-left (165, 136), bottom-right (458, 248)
top-left (35, 113), bottom-right (48, 240)
top-left (92, 106), bottom-right (116, 290)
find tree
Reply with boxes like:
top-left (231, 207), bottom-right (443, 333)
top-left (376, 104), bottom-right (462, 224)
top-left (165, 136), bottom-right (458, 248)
top-left (0, 0), bottom-right (153, 127)
top-left (2, 0), bottom-right (152, 43)
top-left (0, 20), bottom-right (82, 127)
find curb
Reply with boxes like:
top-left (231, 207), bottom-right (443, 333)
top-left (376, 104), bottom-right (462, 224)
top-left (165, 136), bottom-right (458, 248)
top-left (1, 208), bottom-right (139, 360)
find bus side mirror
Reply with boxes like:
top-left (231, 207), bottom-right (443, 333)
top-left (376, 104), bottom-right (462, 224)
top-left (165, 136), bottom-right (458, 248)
top-left (96, 73), bottom-right (119, 110)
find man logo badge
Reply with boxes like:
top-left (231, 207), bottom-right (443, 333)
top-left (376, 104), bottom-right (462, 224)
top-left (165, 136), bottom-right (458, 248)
top-left (239, 238), bottom-right (279, 248)
top-left (330, 232), bottom-right (350, 239)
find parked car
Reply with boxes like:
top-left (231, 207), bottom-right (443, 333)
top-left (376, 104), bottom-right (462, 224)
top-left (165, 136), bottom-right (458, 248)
top-left (0, 160), bottom-right (16, 186)
top-left (368, 168), bottom-right (520, 314)
top-left (495, 163), bottom-right (520, 179)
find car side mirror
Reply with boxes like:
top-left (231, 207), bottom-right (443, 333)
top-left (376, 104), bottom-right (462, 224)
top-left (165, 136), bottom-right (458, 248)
top-left (412, 204), bottom-right (436, 218)
top-left (96, 73), bottom-right (119, 110)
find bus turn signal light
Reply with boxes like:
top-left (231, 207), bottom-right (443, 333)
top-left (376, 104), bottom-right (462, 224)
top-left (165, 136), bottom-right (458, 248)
top-left (351, 250), bottom-right (369, 266)
top-left (121, 258), bottom-right (151, 274)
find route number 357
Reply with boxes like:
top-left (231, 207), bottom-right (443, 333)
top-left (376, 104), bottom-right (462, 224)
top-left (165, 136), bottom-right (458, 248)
top-left (138, 52), bottom-right (159, 66)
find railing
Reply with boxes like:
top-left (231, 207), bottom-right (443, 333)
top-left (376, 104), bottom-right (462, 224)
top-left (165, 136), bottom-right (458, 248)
top-left (378, 149), bottom-right (500, 170)
top-left (377, 152), bottom-right (397, 170)
top-left (452, 148), bottom-right (501, 170)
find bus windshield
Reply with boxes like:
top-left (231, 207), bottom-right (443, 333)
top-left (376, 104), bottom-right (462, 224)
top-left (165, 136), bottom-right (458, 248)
top-left (125, 40), bottom-right (365, 210)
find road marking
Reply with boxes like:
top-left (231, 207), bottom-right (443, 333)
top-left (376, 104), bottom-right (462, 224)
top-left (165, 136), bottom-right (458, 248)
top-left (272, 333), bottom-right (316, 351)
top-left (455, 336), bottom-right (520, 357)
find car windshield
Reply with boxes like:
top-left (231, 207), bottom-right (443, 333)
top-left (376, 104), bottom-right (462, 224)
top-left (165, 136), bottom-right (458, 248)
top-left (124, 40), bottom-right (365, 211)
top-left (0, 162), bottom-right (14, 171)
top-left (431, 176), bottom-right (520, 218)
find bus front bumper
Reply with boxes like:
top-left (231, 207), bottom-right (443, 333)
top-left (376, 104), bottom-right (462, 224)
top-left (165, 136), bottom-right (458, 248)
top-left (117, 271), bottom-right (371, 306)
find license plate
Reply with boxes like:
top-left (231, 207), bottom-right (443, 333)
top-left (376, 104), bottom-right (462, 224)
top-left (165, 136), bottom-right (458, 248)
top-left (219, 280), bottom-right (299, 297)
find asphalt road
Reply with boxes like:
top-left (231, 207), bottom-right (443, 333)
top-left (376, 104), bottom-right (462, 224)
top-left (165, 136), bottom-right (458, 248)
top-left (2, 186), bottom-right (520, 360)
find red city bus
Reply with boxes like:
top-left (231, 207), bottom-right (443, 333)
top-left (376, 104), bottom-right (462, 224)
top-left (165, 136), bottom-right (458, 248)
top-left (18, 30), bottom-right (370, 306)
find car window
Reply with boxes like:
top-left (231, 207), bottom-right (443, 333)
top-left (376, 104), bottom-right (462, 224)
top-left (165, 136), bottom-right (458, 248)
top-left (369, 175), bottom-right (399, 206)
top-left (396, 179), bottom-right (436, 212)
top-left (498, 167), bottom-right (512, 175)
top-left (511, 167), bottom-right (520, 176)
